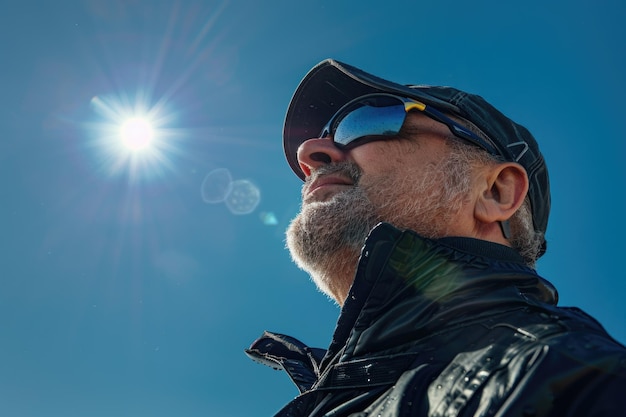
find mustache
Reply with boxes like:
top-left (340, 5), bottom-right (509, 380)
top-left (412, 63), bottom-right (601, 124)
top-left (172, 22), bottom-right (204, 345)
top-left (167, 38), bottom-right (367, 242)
top-left (306, 162), bottom-right (362, 185)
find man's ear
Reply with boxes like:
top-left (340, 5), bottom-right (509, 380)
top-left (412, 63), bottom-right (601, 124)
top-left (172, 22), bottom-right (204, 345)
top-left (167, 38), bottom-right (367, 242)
top-left (474, 162), bottom-right (529, 224)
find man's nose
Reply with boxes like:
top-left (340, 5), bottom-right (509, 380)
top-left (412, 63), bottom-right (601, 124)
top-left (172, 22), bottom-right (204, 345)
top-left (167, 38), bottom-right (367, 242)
top-left (296, 137), bottom-right (347, 177)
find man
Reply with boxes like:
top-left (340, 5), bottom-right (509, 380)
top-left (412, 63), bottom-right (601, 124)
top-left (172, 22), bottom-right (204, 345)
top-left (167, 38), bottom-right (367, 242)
top-left (246, 59), bottom-right (626, 416)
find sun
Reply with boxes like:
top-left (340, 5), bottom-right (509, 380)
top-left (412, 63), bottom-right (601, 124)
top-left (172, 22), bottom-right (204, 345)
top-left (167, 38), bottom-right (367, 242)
top-left (87, 92), bottom-right (180, 181)
top-left (119, 117), bottom-right (155, 152)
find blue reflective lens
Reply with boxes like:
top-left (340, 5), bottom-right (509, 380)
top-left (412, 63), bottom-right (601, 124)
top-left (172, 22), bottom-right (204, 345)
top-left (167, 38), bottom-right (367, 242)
top-left (333, 104), bottom-right (405, 146)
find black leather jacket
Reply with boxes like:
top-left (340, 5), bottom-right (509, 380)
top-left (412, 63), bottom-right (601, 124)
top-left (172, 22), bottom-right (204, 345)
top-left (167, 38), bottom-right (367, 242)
top-left (247, 223), bottom-right (626, 416)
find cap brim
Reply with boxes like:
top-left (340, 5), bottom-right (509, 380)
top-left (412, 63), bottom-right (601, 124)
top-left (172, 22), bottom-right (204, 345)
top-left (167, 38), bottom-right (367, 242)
top-left (283, 59), bottom-right (461, 180)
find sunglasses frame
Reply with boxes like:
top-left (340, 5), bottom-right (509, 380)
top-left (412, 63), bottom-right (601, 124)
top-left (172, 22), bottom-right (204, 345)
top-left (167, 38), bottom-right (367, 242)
top-left (319, 93), bottom-right (499, 156)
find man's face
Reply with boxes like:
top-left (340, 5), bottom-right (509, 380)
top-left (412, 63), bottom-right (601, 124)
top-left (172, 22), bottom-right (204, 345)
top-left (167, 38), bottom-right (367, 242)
top-left (286, 112), bottom-right (474, 303)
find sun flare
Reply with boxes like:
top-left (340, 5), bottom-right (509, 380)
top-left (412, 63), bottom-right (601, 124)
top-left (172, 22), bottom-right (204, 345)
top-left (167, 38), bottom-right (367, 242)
top-left (87, 93), bottom-right (180, 181)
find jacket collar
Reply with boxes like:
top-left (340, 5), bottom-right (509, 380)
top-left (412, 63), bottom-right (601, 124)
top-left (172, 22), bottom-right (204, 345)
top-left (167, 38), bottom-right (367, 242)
top-left (321, 222), bottom-right (557, 370)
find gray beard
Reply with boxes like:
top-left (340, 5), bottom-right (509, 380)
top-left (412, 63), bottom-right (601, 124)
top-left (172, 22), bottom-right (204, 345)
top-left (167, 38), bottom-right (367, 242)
top-left (285, 163), bottom-right (379, 299)
top-left (287, 189), bottom-right (378, 258)
top-left (285, 156), bottom-right (468, 302)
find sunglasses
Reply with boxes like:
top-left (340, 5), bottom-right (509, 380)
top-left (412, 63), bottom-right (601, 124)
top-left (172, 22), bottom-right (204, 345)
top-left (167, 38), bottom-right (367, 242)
top-left (319, 93), bottom-right (498, 155)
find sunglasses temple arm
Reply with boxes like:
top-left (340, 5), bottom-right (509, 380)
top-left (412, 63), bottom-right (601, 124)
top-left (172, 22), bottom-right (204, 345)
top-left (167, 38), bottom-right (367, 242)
top-left (425, 106), bottom-right (499, 155)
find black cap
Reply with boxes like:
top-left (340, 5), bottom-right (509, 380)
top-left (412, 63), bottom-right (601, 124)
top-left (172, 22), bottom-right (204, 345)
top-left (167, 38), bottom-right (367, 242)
top-left (283, 59), bottom-right (550, 254)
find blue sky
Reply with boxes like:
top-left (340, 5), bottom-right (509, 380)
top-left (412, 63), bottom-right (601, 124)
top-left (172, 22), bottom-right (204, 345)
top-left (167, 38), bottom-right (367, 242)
top-left (1, 0), bottom-right (625, 416)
